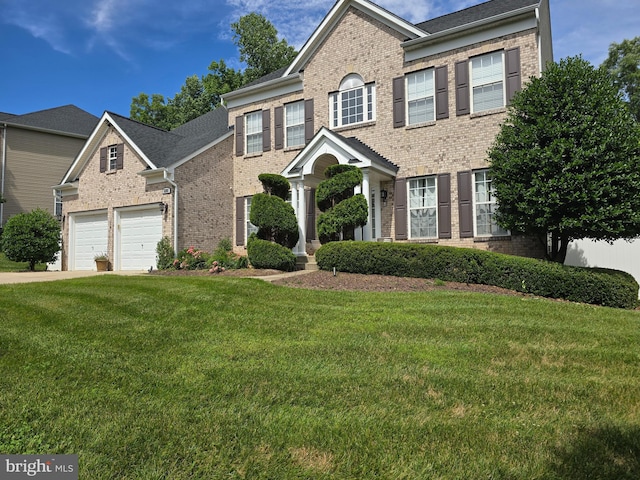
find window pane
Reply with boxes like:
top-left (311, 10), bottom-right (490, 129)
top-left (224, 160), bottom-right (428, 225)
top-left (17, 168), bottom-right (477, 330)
top-left (473, 83), bottom-right (504, 112)
top-left (474, 170), bottom-right (507, 236)
top-left (471, 52), bottom-right (504, 112)
top-left (246, 198), bottom-right (258, 239)
top-left (409, 177), bottom-right (437, 238)
top-left (407, 70), bottom-right (434, 124)
top-left (286, 102), bottom-right (305, 147)
top-left (245, 112), bottom-right (262, 154)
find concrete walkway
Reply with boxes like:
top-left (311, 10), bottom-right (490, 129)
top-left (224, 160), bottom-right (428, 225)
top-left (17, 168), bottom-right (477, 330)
top-left (0, 269), bottom-right (315, 285)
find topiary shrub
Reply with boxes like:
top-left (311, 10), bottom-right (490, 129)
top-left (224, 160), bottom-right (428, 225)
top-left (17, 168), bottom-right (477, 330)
top-left (258, 173), bottom-right (291, 200)
top-left (247, 234), bottom-right (296, 271)
top-left (250, 193), bottom-right (299, 249)
top-left (315, 241), bottom-right (638, 309)
top-left (316, 164), bottom-right (368, 243)
top-left (1, 208), bottom-right (60, 271)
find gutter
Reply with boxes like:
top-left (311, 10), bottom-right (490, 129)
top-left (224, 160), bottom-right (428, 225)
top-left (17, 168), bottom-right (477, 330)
top-left (1, 123), bottom-right (6, 225)
top-left (163, 169), bottom-right (179, 257)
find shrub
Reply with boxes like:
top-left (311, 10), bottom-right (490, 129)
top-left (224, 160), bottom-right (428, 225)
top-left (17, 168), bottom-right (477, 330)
top-left (1, 208), bottom-right (60, 271)
top-left (250, 193), bottom-right (299, 249)
top-left (156, 237), bottom-right (175, 270)
top-left (247, 234), bottom-right (296, 271)
top-left (315, 241), bottom-right (638, 309)
top-left (258, 173), bottom-right (290, 200)
top-left (210, 238), bottom-right (248, 270)
top-left (173, 246), bottom-right (208, 270)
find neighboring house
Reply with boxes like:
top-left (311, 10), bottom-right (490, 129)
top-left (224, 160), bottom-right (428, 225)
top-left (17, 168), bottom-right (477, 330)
top-left (224, 0), bottom-right (553, 258)
top-left (0, 105), bottom-right (98, 225)
top-left (57, 0), bottom-right (554, 271)
top-left (55, 108), bottom-right (233, 271)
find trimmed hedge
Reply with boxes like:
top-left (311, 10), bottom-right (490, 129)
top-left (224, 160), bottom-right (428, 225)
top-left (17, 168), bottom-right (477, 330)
top-left (250, 193), bottom-right (299, 249)
top-left (258, 173), bottom-right (290, 200)
top-left (315, 241), bottom-right (639, 309)
top-left (247, 235), bottom-right (296, 272)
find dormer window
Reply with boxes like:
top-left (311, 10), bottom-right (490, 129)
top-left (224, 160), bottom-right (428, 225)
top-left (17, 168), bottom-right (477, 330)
top-left (329, 74), bottom-right (375, 128)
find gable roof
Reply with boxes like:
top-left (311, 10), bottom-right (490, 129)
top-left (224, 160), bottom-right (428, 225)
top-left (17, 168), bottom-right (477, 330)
top-left (61, 107), bottom-right (231, 184)
top-left (0, 105), bottom-right (98, 137)
top-left (416, 0), bottom-right (540, 34)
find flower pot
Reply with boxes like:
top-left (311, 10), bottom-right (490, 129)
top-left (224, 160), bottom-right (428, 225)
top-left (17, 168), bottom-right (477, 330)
top-left (95, 259), bottom-right (109, 271)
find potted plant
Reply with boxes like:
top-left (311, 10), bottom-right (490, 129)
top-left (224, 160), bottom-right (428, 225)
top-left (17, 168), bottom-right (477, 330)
top-left (94, 253), bottom-right (110, 271)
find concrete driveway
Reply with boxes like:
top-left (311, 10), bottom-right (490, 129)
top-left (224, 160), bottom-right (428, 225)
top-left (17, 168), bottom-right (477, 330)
top-left (0, 270), bottom-right (147, 284)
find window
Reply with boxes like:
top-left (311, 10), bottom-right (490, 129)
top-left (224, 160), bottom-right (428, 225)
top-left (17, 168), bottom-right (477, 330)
top-left (245, 197), bottom-right (258, 242)
top-left (407, 69), bottom-right (435, 125)
top-left (245, 111), bottom-right (262, 155)
top-left (474, 170), bottom-right (508, 236)
top-left (54, 190), bottom-right (62, 219)
top-left (471, 51), bottom-right (504, 113)
top-left (108, 145), bottom-right (118, 170)
top-left (330, 74), bottom-right (375, 128)
top-left (409, 177), bottom-right (437, 239)
top-left (285, 101), bottom-right (305, 147)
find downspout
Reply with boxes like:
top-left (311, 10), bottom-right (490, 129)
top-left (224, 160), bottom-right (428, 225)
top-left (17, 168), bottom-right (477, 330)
top-left (163, 169), bottom-right (179, 256)
top-left (1, 123), bottom-right (6, 226)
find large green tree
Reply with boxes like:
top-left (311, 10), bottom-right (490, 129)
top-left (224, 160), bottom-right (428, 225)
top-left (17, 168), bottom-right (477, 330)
top-left (1, 209), bottom-right (60, 271)
top-left (130, 14), bottom-right (296, 129)
top-left (602, 37), bottom-right (640, 121)
top-left (488, 56), bottom-right (640, 263)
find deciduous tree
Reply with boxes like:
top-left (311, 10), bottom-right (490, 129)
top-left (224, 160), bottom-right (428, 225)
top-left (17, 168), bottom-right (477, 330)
top-left (602, 37), bottom-right (640, 121)
top-left (1, 209), bottom-right (60, 271)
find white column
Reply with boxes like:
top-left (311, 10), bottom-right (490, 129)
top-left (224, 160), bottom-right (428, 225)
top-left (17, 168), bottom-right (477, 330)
top-left (296, 181), bottom-right (307, 255)
top-left (362, 169), bottom-right (372, 241)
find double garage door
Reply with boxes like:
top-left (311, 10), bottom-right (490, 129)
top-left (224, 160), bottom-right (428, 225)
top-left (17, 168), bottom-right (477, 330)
top-left (71, 207), bottom-right (163, 271)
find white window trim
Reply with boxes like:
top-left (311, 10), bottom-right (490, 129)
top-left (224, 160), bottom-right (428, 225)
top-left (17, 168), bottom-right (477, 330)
top-left (472, 169), bottom-right (509, 237)
top-left (108, 145), bottom-right (118, 171)
top-left (285, 101), bottom-right (305, 148)
top-left (470, 51), bottom-right (506, 114)
top-left (406, 68), bottom-right (435, 125)
top-left (245, 197), bottom-right (258, 245)
top-left (245, 111), bottom-right (262, 155)
top-left (329, 82), bottom-right (376, 129)
top-left (407, 176), bottom-right (438, 240)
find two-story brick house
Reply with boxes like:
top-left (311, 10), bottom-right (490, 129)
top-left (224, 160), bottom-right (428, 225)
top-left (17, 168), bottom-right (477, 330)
top-left (57, 0), bottom-right (553, 271)
top-left (226, 0), bottom-right (552, 258)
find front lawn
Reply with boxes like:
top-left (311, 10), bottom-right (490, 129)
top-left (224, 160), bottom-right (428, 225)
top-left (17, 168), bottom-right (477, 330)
top-left (0, 253), bottom-right (48, 272)
top-left (0, 276), bottom-right (639, 479)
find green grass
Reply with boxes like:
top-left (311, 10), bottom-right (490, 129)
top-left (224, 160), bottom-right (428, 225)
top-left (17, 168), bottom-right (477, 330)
top-left (1, 275), bottom-right (639, 479)
top-left (0, 253), bottom-right (48, 271)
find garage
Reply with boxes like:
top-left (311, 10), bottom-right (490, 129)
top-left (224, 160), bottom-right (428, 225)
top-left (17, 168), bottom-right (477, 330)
top-left (116, 207), bottom-right (163, 271)
top-left (71, 212), bottom-right (108, 270)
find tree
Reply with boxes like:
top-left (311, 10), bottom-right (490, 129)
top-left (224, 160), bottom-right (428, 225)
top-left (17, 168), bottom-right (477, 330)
top-left (130, 14), bottom-right (296, 129)
top-left (1, 209), bottom-right (61, 271)
top-left (231, 13), bottom-right (297, 84)
top-left (602, 37), bottom-right (640, 121)
top-left (488, 56), bottom-right (640, 263)
top-left (316, 165), bottom-right (368, 243)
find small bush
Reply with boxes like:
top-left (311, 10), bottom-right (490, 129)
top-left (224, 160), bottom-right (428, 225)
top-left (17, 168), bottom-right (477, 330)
top-left (156, 237), bottom-right (175, 270)
top-left (247, 234), bottom-right (296, 271)
top-left (173, 246), bottom-right (208, 270)
top-left (210, 238), bottom-right (248, 270)
top-left (315, 241), bottom-right (639, 309)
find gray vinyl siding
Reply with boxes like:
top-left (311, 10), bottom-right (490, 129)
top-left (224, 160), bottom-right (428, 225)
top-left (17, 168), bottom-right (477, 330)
top-left (3, 128), bottom-right (84, 223)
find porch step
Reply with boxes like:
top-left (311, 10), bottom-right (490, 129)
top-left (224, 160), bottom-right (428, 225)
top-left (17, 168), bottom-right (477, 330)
top-left (296, 255), bottom-right (319, 271)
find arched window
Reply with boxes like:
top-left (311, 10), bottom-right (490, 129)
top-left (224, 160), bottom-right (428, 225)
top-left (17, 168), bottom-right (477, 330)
top-left (329, 74), bottom-right (376, 128)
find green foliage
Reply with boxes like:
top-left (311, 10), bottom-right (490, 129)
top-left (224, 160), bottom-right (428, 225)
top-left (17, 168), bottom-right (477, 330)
top-left (210, 238), bottom-right (248, 270)
top-left (258, 173), bottom-right (290, 200)
top-left (231, 13), bottom-right (298, 84)
top-left (315, 164), bottom-right (368, 243)
top-left (130, 14), bottom-right (295, 129)
top-left (249, 193), bottom-right (299, 249)
top-left (315, 241), bottom-right (639, 309)
top-left (174, 246), bottom-right (209, 270)
top-left (247, 234), bottom-right (296, 271)
top-left (1, 209), bottom-right (60, 271)
top-left (488, 56), bottom-right (640, 262)
top-left (602, 37), bottom-right (640, 121)
top-left (155, 236), bottom-right (175, 270)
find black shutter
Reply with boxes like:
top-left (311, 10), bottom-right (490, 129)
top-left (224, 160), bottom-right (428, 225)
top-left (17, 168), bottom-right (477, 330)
top-left (435, 65), bottom-right (449, 120)
top-left (99, 147), bottom-right (107, 173)
top-left (306, 188), bottom-right (316, 240)
top-left (304, 99), bottom-right (314, 144)
top-left (455, 60), bottom-right (470, 116)
top-left (394, 177), bottom-right (407, 240)
top-left (505, 47), bottom-right (521, 104)
top-left (236, 197), bottom-right (245, 246)
top-left (116, 143), bottom-right (124, 170)
top-left (235, 115), bottom-right (244, 157)
top-left (262, 110), bottom-right (271, 152)
top-left (437, 173), bottom-right (451, 239)
top-left (392, 76), bottom-right (405, 128)
top-left (458, 171), bottom-right (474, 238)
top-left (274, 106), bottom-right (284, 150)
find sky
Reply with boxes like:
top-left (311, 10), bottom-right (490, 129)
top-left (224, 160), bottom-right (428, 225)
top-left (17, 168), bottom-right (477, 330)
top-left (1, 0), bottom-right (639, 119)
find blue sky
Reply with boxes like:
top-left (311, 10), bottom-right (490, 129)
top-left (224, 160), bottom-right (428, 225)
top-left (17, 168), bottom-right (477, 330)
top-left (1, 0), bottom-right (638, 119)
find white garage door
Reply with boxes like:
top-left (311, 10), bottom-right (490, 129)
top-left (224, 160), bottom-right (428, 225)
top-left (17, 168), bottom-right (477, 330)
top-left (118, 208), bottom-right (163, 271)
top-left (72, 213), bottom-right (108, 270)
